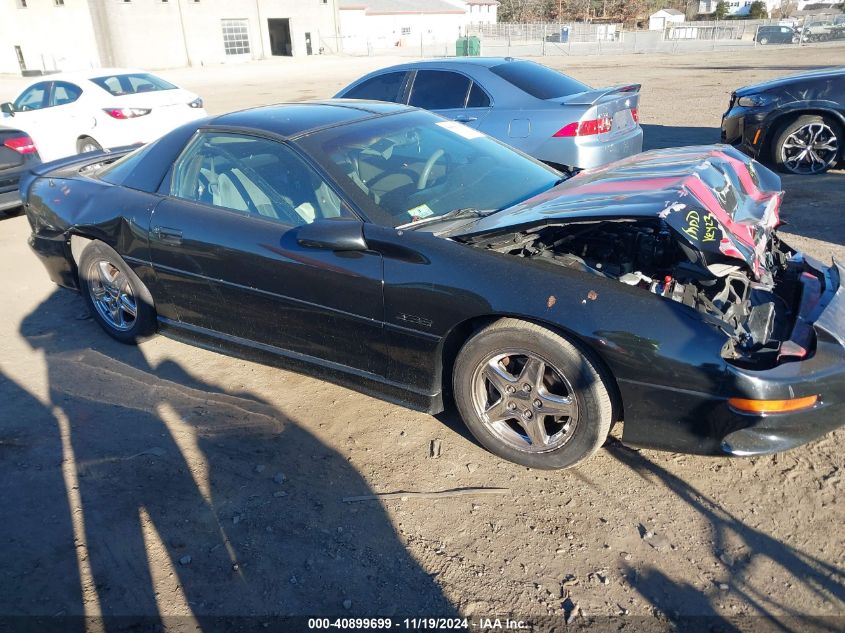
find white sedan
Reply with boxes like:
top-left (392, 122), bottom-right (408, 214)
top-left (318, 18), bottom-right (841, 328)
top-left (0, 68), bottom-right (207, 162)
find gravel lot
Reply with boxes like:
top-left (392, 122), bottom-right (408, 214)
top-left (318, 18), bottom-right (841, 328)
top-left (1, 45), bottom-right (843, 630)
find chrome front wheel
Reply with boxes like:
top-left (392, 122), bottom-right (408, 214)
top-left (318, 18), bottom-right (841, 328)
top-left (470, 349), bottom-right (579, 453)
top-left (453, 319), bottom-right (614, 470)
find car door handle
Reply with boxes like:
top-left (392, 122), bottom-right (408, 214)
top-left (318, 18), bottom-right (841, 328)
top-left (454, 115), bottom-right (477, 123)
top-left (152, 226), bottom-right (182, 245)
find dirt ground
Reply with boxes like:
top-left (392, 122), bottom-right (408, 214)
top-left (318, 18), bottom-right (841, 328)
top-left (1, 45), bottom-right (844, 631)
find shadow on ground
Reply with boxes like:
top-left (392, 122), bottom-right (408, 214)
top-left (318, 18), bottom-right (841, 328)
top-left (1, 288), bottom-right (456, 631)
top-left (606, 440), bottom-right (845, 633)
top-left (0, 206), bottom-right (22, 220)
top-left (641, 124), bottom-right (720, 151)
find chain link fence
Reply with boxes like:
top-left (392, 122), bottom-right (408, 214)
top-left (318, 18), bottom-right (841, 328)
top-left (338, 13), bottom-right (844, 57)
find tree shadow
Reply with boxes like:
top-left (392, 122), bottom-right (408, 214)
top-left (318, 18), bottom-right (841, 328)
top-left (11, 288), bottom-right (457, 630)
top-left (607, 442), bottom-right (845, 631)
top-left (0, 370), bottom-right (83, 630)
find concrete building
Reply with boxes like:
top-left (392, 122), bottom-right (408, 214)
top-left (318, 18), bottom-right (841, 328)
top-left (648, 8), bottom-right (685, 30)
top-left (454, 0), bottom-right (498, 25)
top-left (337, 0), bottom-right (497, 54)
top-left (0, 0), bottom-right (341, 75)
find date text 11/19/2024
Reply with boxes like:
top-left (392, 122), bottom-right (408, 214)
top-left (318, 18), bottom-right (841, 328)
top-left (307, 618), bottom-right (528, 630)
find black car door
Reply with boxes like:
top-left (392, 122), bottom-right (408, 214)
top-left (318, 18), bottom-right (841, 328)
top-left (147, 130), bottom-right (386, 376)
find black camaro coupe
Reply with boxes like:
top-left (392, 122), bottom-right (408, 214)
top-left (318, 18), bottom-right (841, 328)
top-left (722, 66), bottom-right (844, 175)
top-left (22, 101), bottom-right (845, 469)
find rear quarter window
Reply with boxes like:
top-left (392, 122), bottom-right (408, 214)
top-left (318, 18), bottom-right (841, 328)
top-left (489, 61), bottom-right (590, 100)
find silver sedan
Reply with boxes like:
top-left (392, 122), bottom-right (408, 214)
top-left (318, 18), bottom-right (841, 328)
top-left (335, 57), bottom-right (643, 173)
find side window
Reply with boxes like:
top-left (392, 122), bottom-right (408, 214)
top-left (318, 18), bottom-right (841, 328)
top-left (170, 132), bottom-right (351, 226)
top-left (13, 82), bottom-right (50, 111)
top-left (343, 72), bottom-right (407, 103)
top-left (466, 82), bottom-right (491, 108)
top-left (51, 81), bottom-right (82, 107)
top-left (409, 71), bottom-right (471, 110)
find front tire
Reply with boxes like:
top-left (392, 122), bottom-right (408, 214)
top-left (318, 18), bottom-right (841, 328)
top-left (452, 319), bottom-right (614, 470)
top-left (773, 114), bottom-right (841, 175)
top-left (78, 240), bottom-right (157, 344)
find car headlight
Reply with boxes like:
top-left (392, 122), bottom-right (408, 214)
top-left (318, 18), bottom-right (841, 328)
top-left (188, 97), bottom-right (204, 109)
top-left (737, 94), bottom-right (776, 108)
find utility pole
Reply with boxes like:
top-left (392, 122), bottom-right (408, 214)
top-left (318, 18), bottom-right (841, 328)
top-left (175, 0), bottom-right (191, 67)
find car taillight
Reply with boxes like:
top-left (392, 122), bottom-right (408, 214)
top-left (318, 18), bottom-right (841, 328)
top-left (630, 107), bottom-right (639, 123)
top-left (103, 107), bottom-right (151, 119)
top-left (3, 135), bottom-right (37, 154)
top-left (553, 115), bottom-right (612, 137)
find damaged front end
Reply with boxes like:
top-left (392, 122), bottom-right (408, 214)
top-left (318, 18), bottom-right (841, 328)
top-left (454, 145), bottom-right (823, 371)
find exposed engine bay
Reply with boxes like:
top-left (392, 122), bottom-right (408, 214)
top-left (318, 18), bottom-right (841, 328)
top-left (470, 219), bottom-right (806, 369)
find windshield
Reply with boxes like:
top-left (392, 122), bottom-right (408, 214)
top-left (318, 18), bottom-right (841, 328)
top-left (90, 73), bottom-right (177, 96)
top-left (299, 110), bottom-right (560, 228)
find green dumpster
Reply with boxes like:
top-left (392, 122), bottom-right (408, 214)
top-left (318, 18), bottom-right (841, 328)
top-left (455, 37), bottom-right (468, 57)
top-left (467, 35), bottom-right (481, 56)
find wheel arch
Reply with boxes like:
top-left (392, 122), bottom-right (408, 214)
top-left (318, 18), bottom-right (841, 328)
top-left (69, 233), bottom-right (95, 268)
top-left (762, 107), bottom-right (845, 160)
top-left (437, 312), bottom-right (624, 424)
top-left (76, 135), bottom-right (101, 152)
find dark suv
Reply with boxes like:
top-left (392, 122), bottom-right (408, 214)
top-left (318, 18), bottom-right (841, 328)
top-left (755, 25), bottom-right (799, 44)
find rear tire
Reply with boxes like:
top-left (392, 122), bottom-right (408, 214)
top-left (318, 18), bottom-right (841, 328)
top-left (77, 136), bottom-right (102, 154)
top-left (78, 240), bottom-right (157, 344)
top-left (452, 318), bottom-right (613, 470)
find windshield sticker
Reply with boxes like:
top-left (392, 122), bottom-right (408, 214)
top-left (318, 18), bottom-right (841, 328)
top-left (436, 120), bottom-right (485, 140)
top-left (408, 203), bottom-right (435, 220)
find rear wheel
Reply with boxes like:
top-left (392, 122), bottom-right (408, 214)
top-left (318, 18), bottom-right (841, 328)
top-left (453, 318), bottom-right (614, 469)
top-left (78, 240), bottom-right (157, 344)
top-left (759, 36), bottom-right (769, 44)
top-left (77, 136), bottom-right (102, 154)
top-left (773, 114), bottom-right (841, 175)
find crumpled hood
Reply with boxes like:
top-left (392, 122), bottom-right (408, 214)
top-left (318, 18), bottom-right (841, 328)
top-left (453, 145), bottom-right (784, 280)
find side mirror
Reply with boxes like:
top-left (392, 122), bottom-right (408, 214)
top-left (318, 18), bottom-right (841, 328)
top-left (295, 219), bottom-right (368, 252)
top-left (0, 102), bottom-right (15, 116)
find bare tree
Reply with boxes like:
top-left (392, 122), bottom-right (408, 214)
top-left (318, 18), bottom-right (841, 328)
top-left (771, 0), bottom-right (798, 18)
top-left (610, 0), bottom-right (647, 24)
